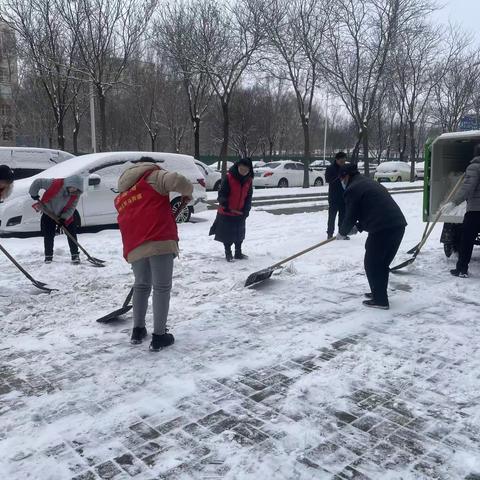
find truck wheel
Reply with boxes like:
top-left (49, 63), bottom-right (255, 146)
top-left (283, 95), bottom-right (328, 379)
top-left (444, 244), bottom-right (453, 258)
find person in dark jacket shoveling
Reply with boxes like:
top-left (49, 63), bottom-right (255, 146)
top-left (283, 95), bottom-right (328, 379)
top-left (443, 146), bottom-right (480, 278)
top-left (29, 175), bottom-right (84, 264)
top-left (338, 164), bottom-right (407, 310)
top-left (209, 158), bottom-right (254, 262)
top-left (325, 151), bottom-right (348, 239)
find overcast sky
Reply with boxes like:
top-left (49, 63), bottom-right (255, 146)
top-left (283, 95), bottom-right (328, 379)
top-left (434, 0), bottom-right (480, 40)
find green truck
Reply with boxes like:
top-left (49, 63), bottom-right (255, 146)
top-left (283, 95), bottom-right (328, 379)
top-left (423, 131), bottom-right (480, 257)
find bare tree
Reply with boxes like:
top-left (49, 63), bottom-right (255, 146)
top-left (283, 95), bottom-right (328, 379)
top-left (258, 0), bottom-right (327, 187)
top-left (58, 0), bottom-right (155, 151)
top-left (319, 0), bottom-right (435, 175)
top-left (431, 28), bottom-right (480, 133)
top-left (1, 0), bottom-right (80, 150)
top-left (192, 0), bottom-right (263, 173)
top-left (391, 20), bottom-right (446, 180)
top-left (156, 3), bottom-right (212, 159)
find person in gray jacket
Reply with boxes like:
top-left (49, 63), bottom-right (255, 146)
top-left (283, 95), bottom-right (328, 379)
top-left (446, 148), bottom-right (480, 277)
top-left (29, 175), bottom-right (84, 264)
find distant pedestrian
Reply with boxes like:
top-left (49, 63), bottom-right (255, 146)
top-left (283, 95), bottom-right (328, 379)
top-left (338, 164), bottom-right (407, 310)
top-left (326, 152), bottom-right (348, 239)
top-left (444, 146), bottom-right (480, 278)
top-left (0, 165), bottom-right (14, 201)
top-left (209, 158), bottom-right (254, 262)
top-left (115, 159), bottom-right (193, 351)
top-left (29, 176), bottom-right (84, 264)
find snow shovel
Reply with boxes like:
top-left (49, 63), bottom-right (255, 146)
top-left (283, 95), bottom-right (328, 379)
top-left (245, 237), bottom-right (336, 288)
top-left (406, 221), bottom-right (430, 255)
top-left (38, 205), bottom-right (106, 267)
top-left (95, 198), bottom-right (190, 323)
top-left (0, 243), bottom-right (57, 293)
top-left (391, 174), bottom-right (465, 272)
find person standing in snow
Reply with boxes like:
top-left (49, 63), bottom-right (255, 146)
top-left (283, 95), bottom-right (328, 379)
top-left (29, 175), bottom-right (84, 264)
top-left (325, 152), bottom-right (348, 239)
top-left (209, 158), bottom-right (254, 262)
top-left (444, 146), bottom-right (480, 278)
top-left (337, 164), bottom-right (407, 310)
top-left (115, 159), bottom-right (193, 352)
top-left (0, 165), bottom-right (14, 201)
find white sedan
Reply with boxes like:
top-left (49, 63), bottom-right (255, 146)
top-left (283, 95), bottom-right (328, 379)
top-left (0, 152), bottom-right (208, 235)
top-left (374, 161), bottom-right (414, 182)
top-left (195, 160), bottom-right (222, 191)
top-left (253, 161), bottom-right (325, 188)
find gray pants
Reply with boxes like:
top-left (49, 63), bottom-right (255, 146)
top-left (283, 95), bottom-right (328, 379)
top-left (132, 254), bottom-right (174, 335)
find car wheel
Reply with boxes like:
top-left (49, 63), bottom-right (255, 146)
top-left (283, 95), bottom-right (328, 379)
top-left (396, 176), bottom-right (402, 182)
top-left (170, 198), bottom-right (191, 223)
top-left (278, 178), bottom-right (289, 188)
top-left (213, 180), bottom-right (221, 191)
top-left (444, 243), bottom-right (453, 258)
top-left (314, 177), bottom-right (324, 187)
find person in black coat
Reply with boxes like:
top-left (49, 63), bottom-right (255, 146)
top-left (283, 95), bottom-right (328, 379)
top-left (338, 164), bottom-right (407, 310)
top-left (209, 158), bottom-right (254, 261)
top-left (325, 152), bottom-right (348, 239)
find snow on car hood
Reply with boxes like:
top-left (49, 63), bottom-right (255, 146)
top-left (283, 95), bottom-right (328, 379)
top-left (5, 151), bottom-right (201, 201)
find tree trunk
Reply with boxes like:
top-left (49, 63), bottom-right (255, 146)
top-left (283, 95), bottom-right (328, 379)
top-left (219, 100), bottom-right (229, 178)
top-left (409, 119), bottom-right (416, 182)
top-left (57, 120), bottom-right (65, 151)
top-left (98, 90), bottom-right (107, 152)
top-left (269, 140), bottom-right (274, 160)
top-left (73, 124), bottom-right (79, 155)
top-left (301, 116), bottom-right (310, 188)
top-left (151, 134), bottom-right (156, 151)
top-left (363, 128), bottom-right (370, 177)
top-left (193, 117), bottom-right (200, 160)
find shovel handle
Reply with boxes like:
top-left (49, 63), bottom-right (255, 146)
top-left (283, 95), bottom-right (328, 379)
top-left (271, 237), bottom-right (336, 269)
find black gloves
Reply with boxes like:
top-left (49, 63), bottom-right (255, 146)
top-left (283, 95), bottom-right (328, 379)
top-left (31, 195), bottom-right (40, 200)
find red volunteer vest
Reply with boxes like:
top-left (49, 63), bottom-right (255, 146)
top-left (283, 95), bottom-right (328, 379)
top-left (115, 169), bottom-right (178, 260)
top-left (41, 179), bottom-right (78, 225)
top-left (218, 173), bottom-right (252, 216)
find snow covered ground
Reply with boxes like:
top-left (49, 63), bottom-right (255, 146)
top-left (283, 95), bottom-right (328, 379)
top-left (1, 191), bottom-right (479, 480)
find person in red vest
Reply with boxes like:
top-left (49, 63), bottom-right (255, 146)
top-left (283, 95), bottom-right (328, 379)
top-left (209, 158), bottom-right (254, 261)
top-left (29, 175), bottom-right (84, 264)
top-left (0, 165), bottom-right (14, 201)
top-left (115, 159), bottom-right (193, 351)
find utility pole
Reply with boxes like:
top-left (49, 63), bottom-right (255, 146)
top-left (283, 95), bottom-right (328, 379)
top-left (89, 82), bottom-right (97, 153)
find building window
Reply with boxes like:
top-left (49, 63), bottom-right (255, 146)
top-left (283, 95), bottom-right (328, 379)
top-left (0, 105), bottom-right (11, 117)
top-left (2, 124), bottom-right (13, 141)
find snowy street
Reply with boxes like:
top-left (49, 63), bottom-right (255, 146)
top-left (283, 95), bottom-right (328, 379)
top-left (1, 191), bottom-right (479, 480)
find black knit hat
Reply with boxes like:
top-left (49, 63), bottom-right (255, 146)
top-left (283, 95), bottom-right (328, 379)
top-left (0, 165), bottom-right (14, 182)
top-left (238, 157), bottom-right (253, 168)
top-left (339, 163), bottom-right (359, 178)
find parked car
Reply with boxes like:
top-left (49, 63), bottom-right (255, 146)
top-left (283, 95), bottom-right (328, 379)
top-left (195, 160), bottom-right (222, 191)
top-left (374, 161), bottom-right (412, 182)
top-left (357, 161), bottom-right (378, 174)
top-left (253, 160), bottom-right (325, 188)
top-left (0, 152), bottom-right (208, 235)
top-left (416, 162), bottom-right (425, 179)
top-left (0, 147), bottom-right (75, 180)
top-left (252, 160), bottom-right (267, 169)
top-left (310, 159), bottom-right (330, 170)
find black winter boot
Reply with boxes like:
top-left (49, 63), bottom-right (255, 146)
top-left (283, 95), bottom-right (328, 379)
top-left (71, 254), bottom-right (80, 265)
top-left (234, 243), bottom-right (248, 260)
top-left (131, 327), bottom-right (148, 345)
top-left (149, 332), bottom-right (175, 352)
top-left (44, 256), bottom-right (53, 264)
top-left (224, 244), bottom-right (234, 262)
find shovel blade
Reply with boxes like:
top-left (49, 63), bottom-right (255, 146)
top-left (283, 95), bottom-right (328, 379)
top-left (390, 257), bottom-right (416, 272)
top-left (406, 243), bottom-right (420, 255)
top-left (96, 305), bottom-right (133, 323)
top-left (245, 267), bottom-right (276, 288)
top-left (88, 257), bottom-right (106, 267)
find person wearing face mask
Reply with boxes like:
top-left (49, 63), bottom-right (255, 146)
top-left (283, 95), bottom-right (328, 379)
top-left (0, 165), bottom-right (14, 201)
top-left (29, 175), bottom-right (84, 264)
top-left (325, 151), bottom-right (349, 239)
top-left (209, 158), bottom-right (254, 261)
top-left (337, 164), bottom-right (407, 310)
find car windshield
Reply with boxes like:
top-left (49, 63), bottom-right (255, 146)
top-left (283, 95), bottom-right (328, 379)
top-left (263, 162), bottom-right (281, 169)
